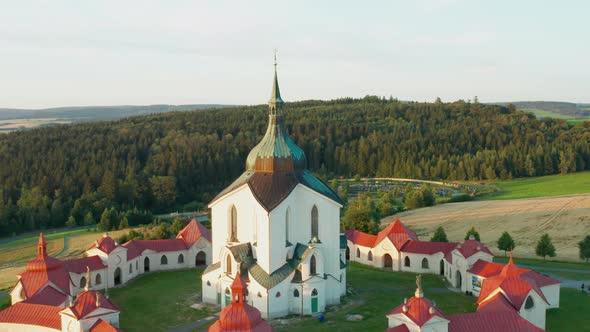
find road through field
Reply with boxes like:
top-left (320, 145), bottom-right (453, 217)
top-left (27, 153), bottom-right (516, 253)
top-left (384, 194), bottom-right (590, 261)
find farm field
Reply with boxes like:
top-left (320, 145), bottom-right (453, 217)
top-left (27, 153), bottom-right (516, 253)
top-left (386, 194), bottom-right (590, 261)
top-left (485, 171), bottom-right (590, 200)
top-left (0, 118), bottom-right (71, 133)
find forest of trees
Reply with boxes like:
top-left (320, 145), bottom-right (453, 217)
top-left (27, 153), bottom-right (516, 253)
top-left (0, 96), bottom-right (589, 236)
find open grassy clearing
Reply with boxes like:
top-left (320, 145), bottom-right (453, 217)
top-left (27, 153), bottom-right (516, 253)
top-left (484, 172), bottom-right (590, 200)
top-left (109, 268), bottom-right (210, 332)
top-left (493, 256), bottom-right (590, 271)
top-left (196, 263), bottom-right (476, 332)
top-left (546, 288), bottom-right (590, 332)
top-left (388, 194), bottom-right (590, 261)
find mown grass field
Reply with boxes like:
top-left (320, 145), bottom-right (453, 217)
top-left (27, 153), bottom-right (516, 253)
top-left (546, 288), bottom-right (590, 332)
top-left (109, 268), bottom-right (210, 332)
top-left (488, 171), bottom-right (590, 200)
top-left (494, 256), bottom-right (590, 281)
top-left (105, 263), bottom-right (587, 332)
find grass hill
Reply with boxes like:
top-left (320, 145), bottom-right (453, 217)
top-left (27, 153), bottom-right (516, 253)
top-left (493, 101), bottom-right (590, 122)
top-left (0, 97), bottom-right (589, 236)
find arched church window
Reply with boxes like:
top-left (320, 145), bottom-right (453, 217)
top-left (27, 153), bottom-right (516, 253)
top-left (206, 280), bottom-right (211, 286)
top-left (525, 296), bottom-right (534, 309)
top-left (161, 255), bottom-right (168, 265)
top-left (80, 276), bottom-right (87, 289)
top-left (276, 292), bottom-right (281, 298)
top-left (178, 253), bottom-right (184, 264)
top-left (356, 248), bottom-right (360, 258)
top-left (129, 264), bottom-right (132, 274)
top-left (404, 256), bottom-right (411, 267)
top-left (293, 289), bottom-right (300, 297)
top-left (136, 260), bottom-right (138, 270)
top-left (368, 251), bottom-right (373, 261)
top-left (310, 255), bottom-right (317, 275)
top-left (229, 205), bottom-right (238, 242)
top-left (421, 258), bottom-right (429, 269)
top-left (226, 255), bottom-right (232, 275)
top-left (311, 205), bottom-right (319, 239)
top-left (95, 274), bottom-right (101, 285)
top-left (311, 289), bottom-right (318, 296)
top-left (285, 208), bottom-right (290, 246)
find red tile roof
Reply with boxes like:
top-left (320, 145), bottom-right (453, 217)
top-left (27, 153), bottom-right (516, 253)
top-left (476, 254), bottom-right (554, 309)
top-left (67, 290), bottom-right (120, 319)
top-left (449, 311), bottom-right (544, 332)
top-left (64, 255), bottom-right (107, 274)
top-left (476, 292), bottom-right (517, 312)
top-left (467, 260), bottom-right (505, 277)
top-left (385, 324), bottom-right (410, 332)
top-left (386, 295), bottom-right (447, 327)
top-left (456, 240), bottom-right (493, 259)
top-left (22, 286), bottom-right (68, 307)
top-left (375, 219), bottom-right (418, 250)
top-left (208, 272), bottom-right (273, 332)
top-left (13, 234), bottom-right (73, 298)
top-left (121, 240), bottom-right (143, 260)
top-left (402, 241), bottom-right (458, 255)
top-left (176, 219), bottom-right (211, 245)
top-left (345, 230), bottom-right (377, 248)
top-left (89, 235), bottom-right (119, 254)
top-left (89, 319), bottom-right (122, 332)
top-left (0, 302), bottom-right (62, 330)
top-left (126, 239), bottom-right (187, 253)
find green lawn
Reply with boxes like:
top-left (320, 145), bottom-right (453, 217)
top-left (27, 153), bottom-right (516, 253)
top-left (547, 288), bottom-right (590, 332)
top-left (536, 270), bottom-right (590, 281)
top-left (494, 256), bottom-right (590, 271)
top-left (109, 268), bottom-right (211, 332)
top-left (197, 263), bottom-right (476, 331)
top-left (0, 295), bottom-right (10, 311)
top-left (487, 171), bottom-right (590, 200)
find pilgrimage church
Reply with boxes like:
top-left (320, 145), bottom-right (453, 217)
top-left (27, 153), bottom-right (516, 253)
top-left (201, 59), bottom-right (347, 319)
top-left (0, 57), bottom-right (565, 331)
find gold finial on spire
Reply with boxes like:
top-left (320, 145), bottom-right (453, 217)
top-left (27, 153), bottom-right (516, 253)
top-left (415, 274), bottom-right (423, 298)
top-left (84, 266), bottom-right (90, 291)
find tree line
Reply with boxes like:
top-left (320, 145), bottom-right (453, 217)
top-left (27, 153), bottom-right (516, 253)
top-left (0, 96), bottom-right (589, 236)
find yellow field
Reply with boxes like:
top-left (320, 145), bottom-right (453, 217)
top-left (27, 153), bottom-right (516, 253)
top-left (384, 194), bottom-right (590, 261)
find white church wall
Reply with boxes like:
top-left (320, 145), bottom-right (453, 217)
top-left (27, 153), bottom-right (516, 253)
top-left (208, 185), bottom-right (268, 269)
top-left (541, 284), bottom-right (560, 308)
top-left (518, 290), bottom-right (547, 329)
top-left (0, 323), bottom-right (60, 332)
top-left (9, 282), bottom-right (25, 305)
top-left (372, 238), bottom-right (401, 271)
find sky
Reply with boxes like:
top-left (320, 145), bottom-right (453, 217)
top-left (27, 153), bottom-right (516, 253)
top-left (1, 0), bottom-right (589, 109)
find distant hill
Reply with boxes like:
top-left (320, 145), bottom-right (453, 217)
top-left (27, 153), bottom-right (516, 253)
top-left (493, 101), bottom-right (590, 120)
top-left (0, 104), bottom-right (233, 122)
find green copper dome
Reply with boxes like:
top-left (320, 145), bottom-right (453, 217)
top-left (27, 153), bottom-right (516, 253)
top-left (245, 63), bottom-right (307, 172)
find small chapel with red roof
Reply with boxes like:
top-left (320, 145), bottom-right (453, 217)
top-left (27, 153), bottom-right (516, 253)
top-left (0, 218), bottom-right (211, 331)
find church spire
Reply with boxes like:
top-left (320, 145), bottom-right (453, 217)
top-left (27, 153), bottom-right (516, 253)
top-left (268, 50), bottom-right (284, 115)
top-left (38, 233), bottom-right (47, 257)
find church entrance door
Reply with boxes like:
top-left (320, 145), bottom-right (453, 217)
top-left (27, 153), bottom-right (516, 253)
top-left (114, 267), bottom-right (122, 286)
top-left (440, 260), bottom-right (444, 275)
top-left (383, 254), bottom-right (393, 269)
top-left (311, 288), bottom-right (318, 313)
top-left (144, 257), bottom-right (150, 272)
top-left (225, 288), bottom-right (231, 306)
top-left (195, 251), bottom-right (206, 266)
top-left (456, 270), bottom-right (462, 289)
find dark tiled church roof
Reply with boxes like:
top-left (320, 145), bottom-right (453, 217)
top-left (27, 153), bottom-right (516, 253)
top-left (211, 170), bottom-right (342, 211)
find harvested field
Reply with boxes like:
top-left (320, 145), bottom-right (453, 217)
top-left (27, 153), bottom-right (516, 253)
top-left (383, 194), bottom-right (590, 261)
